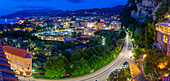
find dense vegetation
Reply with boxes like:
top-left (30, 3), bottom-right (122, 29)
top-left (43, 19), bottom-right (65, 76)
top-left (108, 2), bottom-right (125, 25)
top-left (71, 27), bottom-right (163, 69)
top-left (107, 67), bottom-right (131, 81)
top-left (156, 1), bottom-right (170, 23)
top-left (144, 49), bottom-right (170, 74)
top-left (0, 31), bottom-right (40, 40)
top-left (120, 0), bottom-right (170, 80)
top-left (35, 30), bottom-right (126, 79)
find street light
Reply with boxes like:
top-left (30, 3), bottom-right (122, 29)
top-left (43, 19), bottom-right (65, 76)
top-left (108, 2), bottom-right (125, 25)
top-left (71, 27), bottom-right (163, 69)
top-left (102, 37), bottom-right (106, 45)
top-left (132, 38), bottom-right (134, 42)
top-left (143, 54), bottom-right (147, 61)
top-left (32, 69), bottom-right (35, 72)
top-left (143, 54), bottom-right (147, 58)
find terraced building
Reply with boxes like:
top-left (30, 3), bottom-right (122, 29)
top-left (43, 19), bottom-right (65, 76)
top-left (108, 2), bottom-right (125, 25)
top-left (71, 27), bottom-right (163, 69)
top-left (0, 43), bottom-right (18, 81)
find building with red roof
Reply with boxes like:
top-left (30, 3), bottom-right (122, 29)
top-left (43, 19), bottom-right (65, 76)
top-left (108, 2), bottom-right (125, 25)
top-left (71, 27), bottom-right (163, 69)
top-left (2, 45), bottom-right (32, 76)
top-left (0, 43), bottom-right (18, 81)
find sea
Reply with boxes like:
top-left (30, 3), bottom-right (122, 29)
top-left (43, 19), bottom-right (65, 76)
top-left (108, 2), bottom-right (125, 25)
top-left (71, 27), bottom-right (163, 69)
top-left (0, 19), bottom-right (21, 24)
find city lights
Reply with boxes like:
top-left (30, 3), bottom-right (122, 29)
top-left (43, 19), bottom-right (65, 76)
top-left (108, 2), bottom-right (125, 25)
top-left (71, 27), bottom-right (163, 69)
top-left (102, 37), bottom-right (106, 45)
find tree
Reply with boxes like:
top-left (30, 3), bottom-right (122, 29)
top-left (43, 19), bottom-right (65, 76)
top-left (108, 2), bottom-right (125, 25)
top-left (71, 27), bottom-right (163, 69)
top-left (71, 43), bottom-right (76, 52)
top-left (144, 23), bottom-right (157, 48)
top-left (118, 30), bottom-right (126, 39)
top-left (134, 27), bottom-right (145, 46)
top-left (71, 58), bottom-right (91, 76)
top-left (95, 45), bottom-right (103, 54)
top-left (70, 52), bottom-right (82, 63)
top-left (107, 69), bottom-right (127, 81)
top-left (88, 55), bottom-right (100, 70)
top-left (91, 47), bottom-right (98, 55)
top-left (133, 48), bottom-right (143, 59)
top-left (45, 58), bottom-right (66, 79)
top-left (106, 36), bottom-right (112, 48)
top-left (80, 50), bottom-right (88, 60)
top-left (61, 51), bottom-right (71, 60)
top-left (86, 48), bottom-right (94, 59)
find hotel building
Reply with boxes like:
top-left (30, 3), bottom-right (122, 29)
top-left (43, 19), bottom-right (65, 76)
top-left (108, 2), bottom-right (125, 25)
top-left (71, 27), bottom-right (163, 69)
top-left (156, 21), bottom-right (170, 56)
top-left (0, 43), bottom-right (18, 81)
top-left (2, 45), bottom-right (32, 76)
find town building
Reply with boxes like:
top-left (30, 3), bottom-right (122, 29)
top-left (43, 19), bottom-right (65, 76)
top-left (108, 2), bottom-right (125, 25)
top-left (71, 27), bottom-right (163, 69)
top-left (73, 21), bottom-right (80, 27)
top-left (80, 21), bottom-right (87, 27)
top-left (156, 21), bottom-right (170, 56)
top-left (110, 21), bottom-right (121, 30)
top-left (0, 43), bottom-right (18, 81)
top-left (37, 31), bottom-right (71, 41)
top-left (2, 45), bottom-right (32, 76)
top-left (87, 21), bottom-right (96, 28)
top-left (97, 22), bottom-right (104, 29)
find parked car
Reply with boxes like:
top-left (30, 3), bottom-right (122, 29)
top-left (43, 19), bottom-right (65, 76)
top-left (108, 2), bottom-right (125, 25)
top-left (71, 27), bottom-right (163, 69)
top-left (122, 61), bottom-right (128, 67)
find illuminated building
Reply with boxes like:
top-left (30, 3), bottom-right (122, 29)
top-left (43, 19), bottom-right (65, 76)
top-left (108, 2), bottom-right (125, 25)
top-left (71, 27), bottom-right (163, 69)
top-left (87, 21), bottom-right (96, 28)
top-left (97, 22), bottom-right (104, 29)
top-left (2, 46), bottom-right (32, 76)
top-left (0, 43), bottom-right (18, 81)
top-left (156, 21), bottom-right (170, 56)
top-left (110, 21), bottom-right (121, 30)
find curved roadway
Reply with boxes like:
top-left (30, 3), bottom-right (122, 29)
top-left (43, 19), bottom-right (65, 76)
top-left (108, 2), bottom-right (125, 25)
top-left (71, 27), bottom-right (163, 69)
top-left (19, 32), bottom-right (134, 81)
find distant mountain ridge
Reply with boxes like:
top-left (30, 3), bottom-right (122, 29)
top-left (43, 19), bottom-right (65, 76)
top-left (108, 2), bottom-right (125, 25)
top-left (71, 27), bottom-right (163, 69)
top-left (55, 5), bottom-right (125, 17)
top-left (1, 5), bottom-right (125, 19)
top-left (1, 9), bottom-right (64, 19)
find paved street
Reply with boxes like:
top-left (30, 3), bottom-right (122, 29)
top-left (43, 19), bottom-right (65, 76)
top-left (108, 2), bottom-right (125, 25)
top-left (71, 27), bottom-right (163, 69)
top-left (129, 61), bottom-right (147, 81)
top-left (19, 32), bottom-right (147, 81)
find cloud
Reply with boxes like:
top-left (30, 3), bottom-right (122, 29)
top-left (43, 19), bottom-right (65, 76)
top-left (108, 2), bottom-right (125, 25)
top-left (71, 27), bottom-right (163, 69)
top-left (13, 0), bottom-right (50, 2)
top-left (65, 0), bottom-right (83, 3)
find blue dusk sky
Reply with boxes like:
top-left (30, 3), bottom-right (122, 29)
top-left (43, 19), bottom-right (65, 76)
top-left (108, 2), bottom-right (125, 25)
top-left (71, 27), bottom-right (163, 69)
top-left (0, 0), bottom-right (128, 16)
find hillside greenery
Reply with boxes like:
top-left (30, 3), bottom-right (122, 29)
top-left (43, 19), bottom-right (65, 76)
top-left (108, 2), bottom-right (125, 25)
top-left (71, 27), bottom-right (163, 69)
top-left (32, 30), bottom-right (126, 79)
top-left (120, 0), bottom-right (170, 80)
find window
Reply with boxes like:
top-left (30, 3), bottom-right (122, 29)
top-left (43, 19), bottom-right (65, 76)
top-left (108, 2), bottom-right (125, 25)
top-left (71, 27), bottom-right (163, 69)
top-left (14, 58), bottom-right (17, 62)
top-left (27, 67), bottom-right (30, 70)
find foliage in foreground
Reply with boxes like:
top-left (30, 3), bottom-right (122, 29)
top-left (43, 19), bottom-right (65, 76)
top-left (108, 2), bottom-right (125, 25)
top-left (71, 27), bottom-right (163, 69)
top-left (107, 67), bottom-right (130, 81)
top-left (44, 44), bottom-right (123, 79)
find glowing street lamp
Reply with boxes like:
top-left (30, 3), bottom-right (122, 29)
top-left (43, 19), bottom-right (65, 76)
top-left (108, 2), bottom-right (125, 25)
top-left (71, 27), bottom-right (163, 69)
top-left (32, 69), bottom-right (35, 72)
top-left (143, 54), bottom-right (147, 61)
top-left (143, 54), bottom-right (147, 58)
top-left (132, 38), bottom-right (134, 41)
top-left (102, 37), bottom-right (106, 45)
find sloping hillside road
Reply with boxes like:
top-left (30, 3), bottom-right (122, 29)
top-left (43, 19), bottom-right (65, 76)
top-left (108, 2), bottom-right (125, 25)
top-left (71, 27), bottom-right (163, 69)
top-left (19, 32), bottom-right (147, 81)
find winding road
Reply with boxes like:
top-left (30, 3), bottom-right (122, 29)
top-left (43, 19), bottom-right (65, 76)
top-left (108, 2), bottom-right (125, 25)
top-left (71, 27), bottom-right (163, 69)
top-left (19, 32), bottom-right (147, 81)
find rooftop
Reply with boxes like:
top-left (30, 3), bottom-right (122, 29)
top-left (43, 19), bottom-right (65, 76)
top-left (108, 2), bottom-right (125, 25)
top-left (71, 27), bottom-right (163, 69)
top-left (0, 43), bottom-right (18, 81)
top-left (3, 45), bottom-right (27, 58)
top-left (156, 22), bottom-right (170, 27)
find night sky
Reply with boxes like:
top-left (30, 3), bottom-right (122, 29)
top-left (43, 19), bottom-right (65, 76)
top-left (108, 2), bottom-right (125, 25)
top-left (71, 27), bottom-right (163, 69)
top-left (0, 0), bottom-right (128, 16)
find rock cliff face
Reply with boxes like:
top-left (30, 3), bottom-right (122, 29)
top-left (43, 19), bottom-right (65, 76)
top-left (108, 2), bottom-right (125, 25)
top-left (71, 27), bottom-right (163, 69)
top-left (127, 0), bottom-right (167, 22)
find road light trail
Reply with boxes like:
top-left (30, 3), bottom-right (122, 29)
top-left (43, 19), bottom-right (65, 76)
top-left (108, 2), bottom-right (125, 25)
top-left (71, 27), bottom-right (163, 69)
top-left (19, 32), bottom-right (147, 81)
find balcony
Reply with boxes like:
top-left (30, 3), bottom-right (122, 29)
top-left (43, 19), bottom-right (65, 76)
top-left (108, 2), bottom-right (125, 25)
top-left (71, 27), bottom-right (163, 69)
top-left (156, 22), bottom-right (170, 35)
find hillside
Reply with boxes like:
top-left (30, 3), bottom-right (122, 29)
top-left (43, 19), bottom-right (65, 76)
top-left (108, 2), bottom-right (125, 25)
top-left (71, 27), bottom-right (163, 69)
top-left (120, 0), bottom-right (169, 23)
top-left (1, 5), bottom-right (125, 19)
top-left (0, 9), bottom-right (64, 19)
top-left (120, 1), bottom-right (170, 80)
top-left (54, 5), bottom-right (125, 17)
